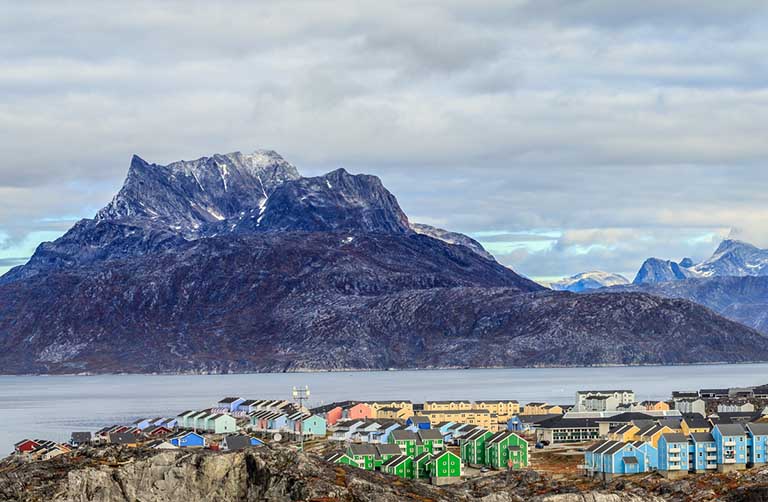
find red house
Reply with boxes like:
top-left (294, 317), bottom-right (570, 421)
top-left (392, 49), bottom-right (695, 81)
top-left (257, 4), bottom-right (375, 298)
top-left (14, 439), bottom-right (41, 453)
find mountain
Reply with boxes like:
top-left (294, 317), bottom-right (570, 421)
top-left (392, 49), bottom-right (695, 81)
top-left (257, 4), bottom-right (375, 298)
top-left (633, 258), bottom-right (692, 285)
top-left (410, 223), bottom-right (495, 261)
top-left (605, 276), bottom-right (768, 335)
top-left (632, 239), bottom-right (768, 285)
top-left (550, 271), bottom-right (629, 292)
top-left (1, 150), bottom-right (767, 374)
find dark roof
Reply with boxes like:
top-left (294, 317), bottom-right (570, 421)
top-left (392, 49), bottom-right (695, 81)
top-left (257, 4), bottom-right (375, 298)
top-left (477, 399), bottom-right (519, 404)
top-left (637, 424), bottom-right (662, 437)
top-left (658, 418), bottom-right (682, 429)
top-left (585, 441), bottom-right (607, 453)
top-left (382, 454), bottom-right (410, 468)
top-left (325, 452), bottom-right (348, 462)
top-left (310, 401), bottom-right (358, 414)
top-left (391, 430), bottom-right (418, 441)
top-left (418, 429), bottom-right (444, 440)
top-left (661, 433), bottom-right (689, 443)
top-left (70, 432), bottom-right (91, 443)
top-left (682, 415), bottom-right (710, 429)
top-left (747, 423), bottom-right (768, 436)
top-left (426, 400), bottom-right (471, 404)
top-left (622, 456), bottom-right (639, 465)
top-left (109, 433), bottom-right (140, 445)
top-left (517, 413), bottom-right (561, 425)
top-left (223, 434), bottom-right (251, 451)
top-left (537, 417), bottom-right (600, 429)
top-left (602, 442), bottom-right (629, 456)
top-left (716, 424), bottom-right (746, 436)
top-left (595, 412), bottom-right (653, 423)
top-left (691, 432), bottom-right (715, 443)
top-left (348, 444), bottom-right (378, 456)
top-left (376, 444), bottom-right (403, 456)
top-left (408, 415), bottom-right (431, 423)
top-left (218, 397), bottom-right (241, 404)
top-left (413, 452), bottom-right (431, 463)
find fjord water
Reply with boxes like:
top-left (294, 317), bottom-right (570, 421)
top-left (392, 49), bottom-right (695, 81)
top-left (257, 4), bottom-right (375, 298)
top-left (2, 364), bottom-right (768, 455)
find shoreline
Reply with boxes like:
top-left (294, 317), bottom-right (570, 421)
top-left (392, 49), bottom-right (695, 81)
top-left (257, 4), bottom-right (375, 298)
top-left (2, 359), bottom-right (768, 378)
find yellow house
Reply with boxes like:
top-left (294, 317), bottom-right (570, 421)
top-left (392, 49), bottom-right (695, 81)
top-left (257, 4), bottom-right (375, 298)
top-left (637, 423), bottom-right (674, 447)
top-left (421, 409), bottom-right (492, 429)
top-left (423, 400), bottom-right (473, 411)
top-left (607, 423), bottom-right (640, 442)
top-left (476, 400), bottom-right (521, 420)
top-left (542, 404), bottom-right (564, 415)
top-left (524, 402), bottom-right (557, 415)
top-left (681, 415), bottom-right (711, 435)
top-left (640, 400), bottom-right (670, 411)
top-left (375, 406), bottom-right (410, 420)
top-left (367, 401), bottom-right (414, 418)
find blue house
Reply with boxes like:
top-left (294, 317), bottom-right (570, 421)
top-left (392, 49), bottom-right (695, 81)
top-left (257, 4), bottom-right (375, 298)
top-left (658, 433), bottom-right (690, 478)
top-left (634, 441), bottom-right (659, 470)
top-left (169, 431), bottom-right (205, 448)
top-left (690, 432), bottom-right (717, 472)
top-left (585, 440), bottom-right (650, 480)
top-left (406, 416), bottom-right (431, 430)
top-left (269, 414), bottom-right (290, 432)
top-left (713, 424), bottom-right (748, 472)
top-left (746, 423), bottom-right (768, 466)
top-left (378, 422), bottom-right (402, 444)
top-left (507, 416), bottom-right (525, 432)
top-left (301, 415), bottom-right (327, 437)
top-left (218, 397), bottom-right (245, 412)
top-left (132, 418), bottom-right (153, 430)
top-left (250, 437), bottom-right (264, 446)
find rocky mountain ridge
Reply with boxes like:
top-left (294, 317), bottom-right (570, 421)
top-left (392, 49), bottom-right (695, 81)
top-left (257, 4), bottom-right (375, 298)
top-left (2, 150), bottom-right (767, 374)
top-left (633, 239), bottom-right (768, 285)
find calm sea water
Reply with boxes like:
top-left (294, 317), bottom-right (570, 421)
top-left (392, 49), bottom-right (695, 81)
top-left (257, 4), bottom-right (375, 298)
top-left (2, 364), bottom-right (768, 456)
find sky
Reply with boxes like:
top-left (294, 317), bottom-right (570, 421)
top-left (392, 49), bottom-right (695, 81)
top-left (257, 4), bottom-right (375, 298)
top-left (3, 1), bottom-right (768, 283)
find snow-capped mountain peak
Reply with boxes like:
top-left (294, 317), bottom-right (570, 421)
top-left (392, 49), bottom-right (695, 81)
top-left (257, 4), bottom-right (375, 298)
top-left (550, 271), bottom-right (629, 292)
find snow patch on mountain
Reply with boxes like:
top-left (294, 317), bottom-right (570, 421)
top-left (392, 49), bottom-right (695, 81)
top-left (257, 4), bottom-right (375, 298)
top-left (550, 271), bottom-right (630, 292)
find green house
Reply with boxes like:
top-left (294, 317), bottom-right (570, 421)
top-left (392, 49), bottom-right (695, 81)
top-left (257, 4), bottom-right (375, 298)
top-left (485, 431), bottom-right (529, 469)
top-left (347, 444), bottom-right (378, 470)
top-left (383, 454), bottom-right (414, 479)
top-left (460, 429), bottom-right (493, 466)
top-left (413, 452), bottom-right (432, 479)
top-left (375, 444), bottom-right (403, 470)
top-left (325, 452), bottom-right (356, 467)
top-left (417, 429), bottom-right (445, 454)
top-left (389, 430), bottom-right (424, 457)
top-left (429, 450), bottom-right (462, 479)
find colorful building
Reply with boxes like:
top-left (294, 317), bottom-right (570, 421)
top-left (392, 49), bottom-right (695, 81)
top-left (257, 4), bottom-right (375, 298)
top-left (484, 431), bottom-right (528, 469)
top-left (460, 428), bottom-right (493, 466)
top-left (429, 450), bottom-right (462, 484)
top-left (713, 424), bottom-right (748, 472)
top-left (383, 454), bottom-right (414, 479)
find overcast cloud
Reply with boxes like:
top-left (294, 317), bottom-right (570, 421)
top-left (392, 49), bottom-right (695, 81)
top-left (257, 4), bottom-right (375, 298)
top-left (2, 0), bottom-right (768, 282)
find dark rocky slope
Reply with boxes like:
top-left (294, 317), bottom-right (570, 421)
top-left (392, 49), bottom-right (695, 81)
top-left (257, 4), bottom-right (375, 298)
top-left (2, 149), bottom-right (767, 374)
top-left (603, 276), bottom-right (768, 335)
top-left (1, 233), bottom-right (766, 374)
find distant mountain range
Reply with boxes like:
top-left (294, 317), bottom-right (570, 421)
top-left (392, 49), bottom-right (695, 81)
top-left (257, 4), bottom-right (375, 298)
top-left (633, 239), bottom-right (768, 285)
top-left (1, 150), bottom-right (767, 374)
top-left (550, 271), bottom-right (629, 292)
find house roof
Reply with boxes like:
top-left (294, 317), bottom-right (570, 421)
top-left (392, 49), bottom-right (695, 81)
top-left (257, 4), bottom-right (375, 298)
top-left (622, 456), bottom-right (639, 465)
top-left (109, 432), bottom-right (140, 444)
top-left (657, 418), bottom-right (682, 429)
top-left (593, 440), bottom-right (620, 454)
top-left (602, 441), bottom-right (630, 456)
top-left (70, 432), bottom-right (91, 442)
top-left (426, 400), bottom-right (471, 404)
top-left (577, 389), bottom-right (633, 394)
top-left (537, 417), bottom-right (600, 429)
top-left (324, 452), bottom-right (349, 462)
top-left (661, 433), bottom-right (689, 443)
top-left (218, 397), bottom-right (242, 404)
top-left (584, 440), bottom-right (607, 453)
top-left (223, 434), bottom-right (251, 451)
top-left (391, 430), bottom-right (419, 441)
top-left (717, 423), bottom-right (747, 436)
top-left (348, 444), bottom-right (378, 456)
top-left (595, 412), bottom-right (653, 423)
top-left (682, 414), bottom-right (711, 429)
top-left (413, 452), bottom-right (431, 463)
top-left (431, 450), bottom-right (459, 462)
top-left (418, 429), bottom-right (444, 440)
top-left (747, 423), bottom-right (768, 436)
top-left (382, 454), bottom-right (410, 469)
top-left (477, 399), bottom-right (519, 404)
top-left (517, 414), bottom-right (561, 425)
top-left (408, 415), bottom-right (431, 423)
top-left (376, 444), bottom-right (403, 456)
top-left (637, 424), bottom-right (663, 437)
top-left (691, 432), bottom-right (715, 443)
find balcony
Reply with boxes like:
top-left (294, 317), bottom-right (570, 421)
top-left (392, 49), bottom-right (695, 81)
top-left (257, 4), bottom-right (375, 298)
top-left (724, 458), bottom-right (737, 464)
top-left (706, 446), bottom-right (717, 452)
top-left (669, 447), bottom-right (681, 453)
top-left (667, 464), bottom-right (681, 470)
top-left (724, 440), bottom-right (736, 446)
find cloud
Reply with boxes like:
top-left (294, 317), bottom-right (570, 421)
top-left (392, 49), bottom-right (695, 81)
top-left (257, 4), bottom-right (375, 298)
top-left (2, 1), bottom-right (768, 281)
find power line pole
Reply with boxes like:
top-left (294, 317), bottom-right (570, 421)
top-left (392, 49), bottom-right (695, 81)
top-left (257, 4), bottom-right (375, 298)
top-left (292, 386), bottom-right (310, 451)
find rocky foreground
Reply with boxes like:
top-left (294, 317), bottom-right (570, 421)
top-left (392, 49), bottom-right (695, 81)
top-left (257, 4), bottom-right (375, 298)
top-left (2, 446), bottom-right (768, 502)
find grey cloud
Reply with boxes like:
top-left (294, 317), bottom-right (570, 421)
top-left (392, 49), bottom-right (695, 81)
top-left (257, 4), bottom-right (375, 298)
top-left (3, 1), bottom-right (768, 281)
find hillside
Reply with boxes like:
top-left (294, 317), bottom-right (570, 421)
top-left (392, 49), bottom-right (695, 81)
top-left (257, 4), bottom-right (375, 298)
top-left (1, 150), bottom-right (767, 374)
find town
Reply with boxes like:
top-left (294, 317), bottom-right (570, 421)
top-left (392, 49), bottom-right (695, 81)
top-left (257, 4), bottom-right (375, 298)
top-left (9, 383), bottom-right (768, 487)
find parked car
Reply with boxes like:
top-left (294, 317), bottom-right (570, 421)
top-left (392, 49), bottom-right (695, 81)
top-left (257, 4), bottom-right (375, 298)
top-left (535, 442), bottom-right (544, 449)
